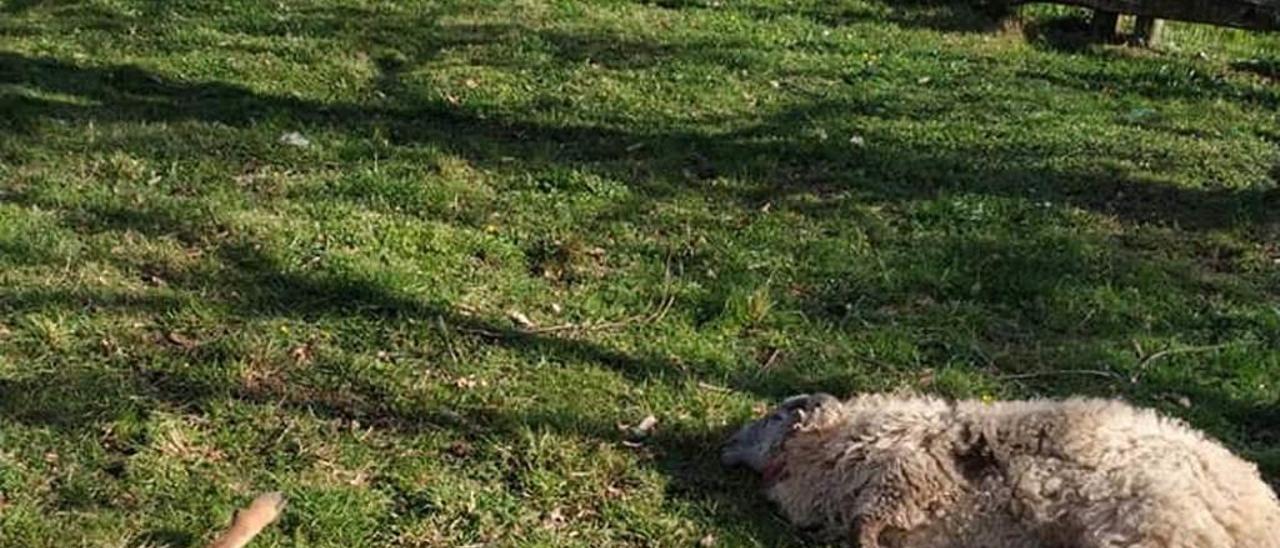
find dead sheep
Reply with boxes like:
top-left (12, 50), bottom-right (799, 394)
top-left (722, 393), bottom-right (1280, 547)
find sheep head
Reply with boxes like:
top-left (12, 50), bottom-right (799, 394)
top-left (721, 393), bottom-right (838, 473)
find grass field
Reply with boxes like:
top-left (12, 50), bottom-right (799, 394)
top-left (1, 0), bottom-right (1278, 545)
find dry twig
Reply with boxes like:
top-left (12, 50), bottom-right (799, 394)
top-left (1130, 342), bottom-right (1237, 383)
top-left (997, 369), bottom-right (1124, 381)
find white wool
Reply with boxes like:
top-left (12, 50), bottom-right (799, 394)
top-left (762, 394), bottom-right (1280, 548)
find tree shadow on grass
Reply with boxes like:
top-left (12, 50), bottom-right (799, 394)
top-left (1233, 57), bottom-right (1280, 80)
top-left (881, 0), bottom-right (1019, 33)
top-left (132, 529), bottom-right (197, 548)
top-left (3, 49), bottom-right (1273, 233)
top-left (1014, 59), bottom-right (1280, 109)
top-left (0, 0), bottom-right (42, 14)
top-left (0, 190), bottom-right (811, 542)
top-left (1, 9), bottom-right (1279, 540)
top-left (0, 333), bottom-right (802, 542)
top-left (3, 146), bottom-right (1274, 546)
top-left (2, 25), bottom-right (1276, 408)
top-left (707, 0), bottom-right (1014, 33)
top-left (1021, 13), bottom-right (1101, 52)
top-left (0, 363), bottom-right (801, 544)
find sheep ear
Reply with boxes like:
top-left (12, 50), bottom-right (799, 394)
top-left (780, 393), bottom-right (837, 411)
top-left (786, 393), bottom-right (838, 428)
top-left (779, 394), bottom-right (814, 411)
top-left (804, 393), bottom-right (838, 411)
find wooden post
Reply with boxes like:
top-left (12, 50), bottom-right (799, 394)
top-left (1091, 10), bottom-right (1120, 42)
top-left (1135, 16), bottom-right (1165, 46)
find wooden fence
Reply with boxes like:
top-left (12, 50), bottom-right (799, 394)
top-left (1020, 0), bottom-right (1280, 44)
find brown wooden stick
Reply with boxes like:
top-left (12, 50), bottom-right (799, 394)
top-left (209, 492), bottom-right (286, 548)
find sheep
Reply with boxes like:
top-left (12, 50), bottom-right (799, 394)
top-left (722, 393), bottom-right (1280, 547)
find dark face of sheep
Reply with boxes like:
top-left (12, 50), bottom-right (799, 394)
top-left (721, 393), bottom-right (838, 472)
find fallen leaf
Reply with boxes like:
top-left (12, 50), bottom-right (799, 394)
top-left (165, 331), bottom-right (197, 349)
top-left (453, 376), bottom-right (486, 389)
top-left (1122, 107), bottom-right (1160, 125)
top-left (290, 343), bottom-right (313, 364)
top-left (99, 338), bottom-right (119, 356)
top-left (620, 414), bottom-right (659, 441)
top-left (141, 272), bottom-right (167, 286)
top-left (635, 415), bottom-right (658, 434)
top-left (697, 381), bottom-right (730, 393)
top-left (917, 368), bottom-right (936, 388)
top-left (917, 76), bottom-right (932, 85)
top-left (348, 470), bottom-right (369, 486)
top-left (447, 440), bottom-right (473, 458)
top-left (278, 131), bottom-right (311, 148)
top-left (508, 310), bottom-right (537, 330)
top-left (542, 507), bottom-right (567, 530)
top-left (464, 78), bottom-right (479, 89)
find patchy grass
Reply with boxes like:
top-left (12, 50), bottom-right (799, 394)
top-left (1, 0), bottom-right (1278, 545)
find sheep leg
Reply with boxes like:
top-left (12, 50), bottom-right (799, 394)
top-left (853, 515), bottom-right (885, 548)
top-left (849, 451), bottom-right (955, 547)
top-left (849, 484), bottom-right (902, 548)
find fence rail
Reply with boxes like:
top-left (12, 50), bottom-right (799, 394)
top-left (1034, 0), bottom-right (1280, 31)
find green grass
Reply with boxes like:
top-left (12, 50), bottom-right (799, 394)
top-left (1, 0), bottom-right (1278, 545)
